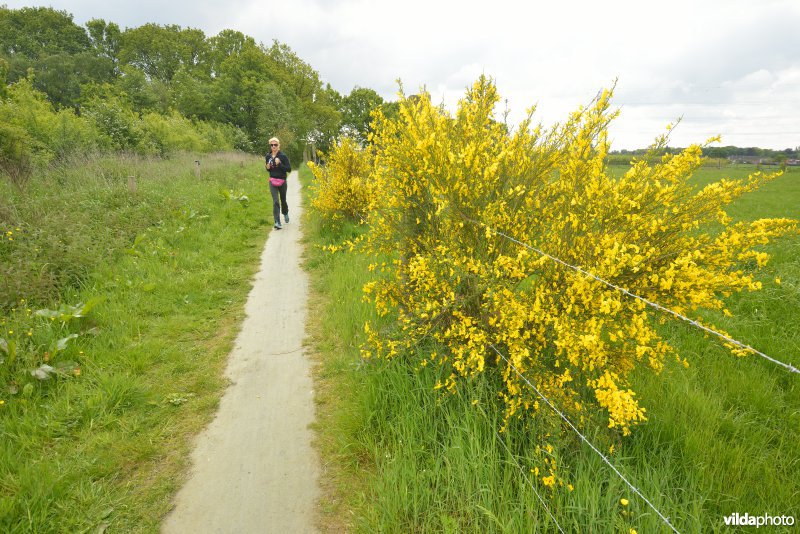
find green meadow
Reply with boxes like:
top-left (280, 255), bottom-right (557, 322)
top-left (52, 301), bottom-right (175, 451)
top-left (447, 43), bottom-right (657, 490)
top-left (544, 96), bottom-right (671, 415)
top-left (304, 164), bottom-right (799, 533)
top-left (0, 152), bottom-right (269, 532)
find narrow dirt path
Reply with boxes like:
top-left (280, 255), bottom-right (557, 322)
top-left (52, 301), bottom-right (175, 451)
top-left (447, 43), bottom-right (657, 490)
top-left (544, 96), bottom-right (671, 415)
top-left (162, 171), bottom-right (319, 533)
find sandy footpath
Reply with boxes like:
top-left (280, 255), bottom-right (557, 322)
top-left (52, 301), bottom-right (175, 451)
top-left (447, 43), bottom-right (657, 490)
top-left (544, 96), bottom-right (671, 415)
top-left (162, 171), bottom-right (319, 533)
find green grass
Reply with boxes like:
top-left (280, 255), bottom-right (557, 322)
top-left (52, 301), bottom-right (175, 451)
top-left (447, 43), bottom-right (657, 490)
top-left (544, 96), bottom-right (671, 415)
top-left (689, 165), bottom-right (800, 220)
top-left (0, 151), bottom-right (271, 532)
top-left (304, 164), bottom-right (799, 532)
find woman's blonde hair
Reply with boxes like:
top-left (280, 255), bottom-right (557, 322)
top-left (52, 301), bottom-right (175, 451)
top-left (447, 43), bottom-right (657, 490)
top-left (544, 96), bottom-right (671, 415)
top-left (269, 137), bottom-right (280, 145)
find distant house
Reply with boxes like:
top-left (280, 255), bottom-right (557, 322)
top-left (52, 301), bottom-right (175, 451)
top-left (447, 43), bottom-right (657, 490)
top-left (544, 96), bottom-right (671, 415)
top-left (786, 159), bottom-right (800, 166)
top-left (728, 155), bottom-right (775, 165)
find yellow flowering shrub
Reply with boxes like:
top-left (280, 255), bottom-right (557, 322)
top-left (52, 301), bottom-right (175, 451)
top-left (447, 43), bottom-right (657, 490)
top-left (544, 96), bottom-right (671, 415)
top-left (355, 76), bottom-right (797, 435)
top-left (308, 136), bottom-right (375, 222)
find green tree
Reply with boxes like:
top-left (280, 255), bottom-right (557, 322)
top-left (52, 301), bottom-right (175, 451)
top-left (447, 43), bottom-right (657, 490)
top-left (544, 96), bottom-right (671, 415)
top-left (261, 41), bottom-right (346, 157)
top-left (209, 42), bottom-right (273, 141)
top-left (86, 18), bottom-right (121, 65)
top-left (109, 65), bottom-right (160, 112)
top-left (0, 6), bottom-right (89, 58)
top-left (304, 84), bottom-right (343, 157)
top-left (207, 29), bottom-right (256, 77)
top-left (265, 40), bottom-right (320, 100)
top-left (0, 57), bottom-right (8, 99)
top-left (0, 6), bottom-right (382, 162)
top-left (170, 66), bottom-right (213, 119)
top-left (119, 23), bottom-right (207, 82)
top-left (379, 100), bottom-right (401, 122)
top-left (81, 93), bottom-right (147, 151)
top-left (1, 76), bottom-right (100, 167)
top-left (33, 52), bottom-right (115, 109)
top-left (0, 8), bottom-right (125, 109)
top-left (257, 82), bottom-right (296, 151)
top-left (340, 86), bottom-right (384, 143)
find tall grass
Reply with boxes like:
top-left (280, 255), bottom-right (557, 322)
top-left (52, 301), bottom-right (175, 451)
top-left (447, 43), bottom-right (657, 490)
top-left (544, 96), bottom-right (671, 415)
top-left (1, 151), bottom-right (271, 532)
top-left (304, 164), bottom-right (799, 532)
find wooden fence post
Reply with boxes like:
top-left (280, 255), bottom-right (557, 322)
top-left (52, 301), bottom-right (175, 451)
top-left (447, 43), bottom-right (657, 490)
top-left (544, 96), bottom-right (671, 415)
top-left (128, 175), bottom-right (137, 193)
top-left (194, 160), bottom-right (201, 178)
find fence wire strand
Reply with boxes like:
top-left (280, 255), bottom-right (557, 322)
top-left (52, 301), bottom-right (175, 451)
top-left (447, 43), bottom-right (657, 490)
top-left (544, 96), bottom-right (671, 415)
top-left (491, 425), bottom-right (566, 533)
top-left (356, 204), bottom-right (793, 531)
top-left (472, 220), bottom-right (798, 374)
top-left (488, 344), bottom-right (681, 534)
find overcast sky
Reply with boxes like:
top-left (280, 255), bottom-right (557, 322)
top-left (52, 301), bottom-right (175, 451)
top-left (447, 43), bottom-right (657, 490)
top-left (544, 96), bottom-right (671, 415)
top-left (6, 0), bottom-right (800, 149)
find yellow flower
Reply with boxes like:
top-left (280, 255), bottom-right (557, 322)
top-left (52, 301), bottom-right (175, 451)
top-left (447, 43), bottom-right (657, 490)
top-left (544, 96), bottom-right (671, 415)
top-left (335, 74), bottom-right (798, 441)
top-left (775, 277), bottom-right (781, 285)
top-left (620, 498), bottom-right (629, 506)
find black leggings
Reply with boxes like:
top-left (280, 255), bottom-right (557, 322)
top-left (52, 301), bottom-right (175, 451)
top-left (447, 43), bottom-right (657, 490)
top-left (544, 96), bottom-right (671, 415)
top-left (269, 181), bottom-right (288, 223)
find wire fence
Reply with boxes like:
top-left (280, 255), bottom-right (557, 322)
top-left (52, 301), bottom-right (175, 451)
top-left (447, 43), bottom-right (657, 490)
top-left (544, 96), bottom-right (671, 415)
top-left (488, 344), bottom-right (681, 533)
top-left (458, 216), bottom-right (799, 532)
top-left (447, 218), bottom-right (795, 531)
top-left (343, 199), bottom-right (796, 530)
top-left (469, 219), bottom-right (799, 375)
top-left (492, 424), bottom-right (566, 533)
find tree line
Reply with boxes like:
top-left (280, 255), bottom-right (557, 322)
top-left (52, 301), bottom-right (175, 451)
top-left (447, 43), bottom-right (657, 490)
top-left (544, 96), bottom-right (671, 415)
top-left (612, 145), bottom-right (800, 161)
top-left (0, 6), bottom-right (393, 183)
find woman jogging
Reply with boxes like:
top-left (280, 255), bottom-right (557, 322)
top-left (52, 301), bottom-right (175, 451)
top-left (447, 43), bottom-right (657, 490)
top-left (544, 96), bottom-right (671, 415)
top-left (266, 137), bottom-right (291, 230)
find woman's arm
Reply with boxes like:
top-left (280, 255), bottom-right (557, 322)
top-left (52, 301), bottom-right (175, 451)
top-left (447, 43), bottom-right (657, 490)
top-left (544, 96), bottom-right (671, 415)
top-left (279, 153), bottom-right (291, 172)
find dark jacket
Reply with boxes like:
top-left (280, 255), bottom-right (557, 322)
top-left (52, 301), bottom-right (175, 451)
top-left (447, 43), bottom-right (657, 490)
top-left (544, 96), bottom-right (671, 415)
top-left (266, 150), bottom-right (291, 179)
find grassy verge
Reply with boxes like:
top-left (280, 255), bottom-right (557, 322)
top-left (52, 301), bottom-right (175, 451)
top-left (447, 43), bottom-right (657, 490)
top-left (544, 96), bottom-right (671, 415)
top-left (1, 151), bottom-right (271, 533)
top-left (304, 164), bottom-right (799, 532)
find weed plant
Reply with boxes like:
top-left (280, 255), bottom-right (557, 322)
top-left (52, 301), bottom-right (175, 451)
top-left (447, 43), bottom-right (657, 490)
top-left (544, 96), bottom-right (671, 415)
top-left (0, 151), bottom-right (270, 532)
